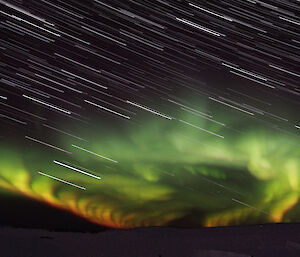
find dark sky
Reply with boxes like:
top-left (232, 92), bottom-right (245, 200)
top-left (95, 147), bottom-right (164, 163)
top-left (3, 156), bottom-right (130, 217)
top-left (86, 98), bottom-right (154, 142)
top-left (0, 0), bottom-right (299, 231)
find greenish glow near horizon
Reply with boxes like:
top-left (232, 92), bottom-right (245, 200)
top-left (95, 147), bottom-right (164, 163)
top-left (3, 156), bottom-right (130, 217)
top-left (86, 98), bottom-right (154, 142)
top-left (0, 106), bottom-right (299, 228)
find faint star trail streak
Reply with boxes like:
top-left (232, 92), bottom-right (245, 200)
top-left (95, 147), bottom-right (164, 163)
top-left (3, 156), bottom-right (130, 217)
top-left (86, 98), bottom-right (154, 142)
top-left (38, 171), bottom-right (86, 190)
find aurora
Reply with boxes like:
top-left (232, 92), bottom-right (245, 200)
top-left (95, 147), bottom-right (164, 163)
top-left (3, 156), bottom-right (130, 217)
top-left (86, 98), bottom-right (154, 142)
top-left (0, 104), bottom-right (299, 229)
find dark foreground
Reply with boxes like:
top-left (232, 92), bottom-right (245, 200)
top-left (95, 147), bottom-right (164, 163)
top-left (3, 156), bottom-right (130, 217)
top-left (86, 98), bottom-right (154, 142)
top-left (1, 223), bottom-right (300, 257)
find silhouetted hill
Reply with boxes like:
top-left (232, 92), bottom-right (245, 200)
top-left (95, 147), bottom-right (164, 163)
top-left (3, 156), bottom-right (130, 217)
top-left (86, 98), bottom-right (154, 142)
top-left (1, 223), bottom-right (300, 257)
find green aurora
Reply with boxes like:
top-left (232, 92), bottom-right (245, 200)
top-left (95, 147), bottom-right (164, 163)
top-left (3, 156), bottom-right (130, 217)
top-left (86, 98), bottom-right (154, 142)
top-left (0, 105), bottom-right (299, 228)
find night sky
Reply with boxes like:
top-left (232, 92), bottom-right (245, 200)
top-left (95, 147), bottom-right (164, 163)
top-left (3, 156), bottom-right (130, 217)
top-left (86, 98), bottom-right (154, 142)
top-left (0, 0), bottom-right (299, 230)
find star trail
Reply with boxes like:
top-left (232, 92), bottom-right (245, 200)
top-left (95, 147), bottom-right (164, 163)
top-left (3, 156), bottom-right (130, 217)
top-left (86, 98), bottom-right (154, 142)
top-left (0, 0), bottom-right (299, 228)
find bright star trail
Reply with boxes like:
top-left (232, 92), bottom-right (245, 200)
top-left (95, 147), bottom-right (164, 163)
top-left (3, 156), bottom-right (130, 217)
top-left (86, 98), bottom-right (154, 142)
top-left (0, 0), bottom-right (299, 229)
